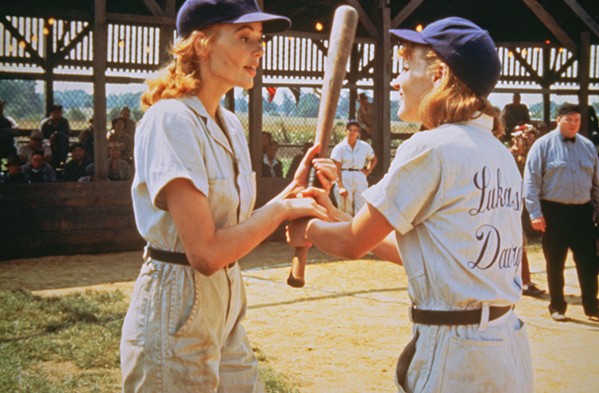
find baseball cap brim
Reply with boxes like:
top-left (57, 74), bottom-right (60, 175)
top-left (389, 29), bottom-right (427, 45)
top-left (223, 12), bottom-right (291, 34)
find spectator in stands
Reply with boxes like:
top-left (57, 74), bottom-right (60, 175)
top-left (357, 92), bottom-right (374, 139)
top-left (261, 131), bottom-right (272, 155)
top-left (78, 163), bottom-right (95, 182)
top-left (107, 143), bottom-right (132, 181)
top-left (119, 106), bottom-right (137, 141)
top-left (0, 100), bottom-right (19, 161)
top-left (40, 104), bottom-right (71, 169)
top-left (107, 117), bottom-right (133, 163)
top-left (0, 155), bottom-right (30, 184)
top-left (501, 92), bottom-right (531, 142)
top-left (62, 143), bottom-right (92, 182)
top-left (262, 140), bottom-right (283, 177)
top-left (18, 130), bottom-right (52, 163)
top-left (79, 117), bottom-right (95, 162)
top-left (22, 149), bottom-right (56, 183)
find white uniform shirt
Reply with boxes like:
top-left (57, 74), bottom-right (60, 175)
top-left (364, 115), bottom-right (523, 310)
top-left (331, 138), bottom-right (374, 171)
top-left (131, 96), bottom-right (256, 252)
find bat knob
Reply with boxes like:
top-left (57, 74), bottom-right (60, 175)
top-left (287, 274), bottom-right (305, 288)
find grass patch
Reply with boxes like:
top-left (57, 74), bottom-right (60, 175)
top-left (0, 289), bottom-right (299, 393)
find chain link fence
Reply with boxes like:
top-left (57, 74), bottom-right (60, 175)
top-left (0, 79), bottom-right (417, 173)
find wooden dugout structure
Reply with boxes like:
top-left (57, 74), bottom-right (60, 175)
top-left (0, 0), bottom-right (598, 259)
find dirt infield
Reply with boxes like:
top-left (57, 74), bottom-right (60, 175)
top-left (1, 242), bottom-right (598, 392)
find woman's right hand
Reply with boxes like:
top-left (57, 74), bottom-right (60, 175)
top-left (280, 195), bottom-right (329, 222)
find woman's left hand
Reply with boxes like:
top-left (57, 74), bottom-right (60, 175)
top-left (293, 144), bottom-right (337, 194)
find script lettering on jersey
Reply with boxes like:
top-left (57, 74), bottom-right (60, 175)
top-left (468, 166), bottom-right (523, 216)
top-left (466, 166), bottom-right (523, 271)
top-left (467, 225), bottom-right (522, 270)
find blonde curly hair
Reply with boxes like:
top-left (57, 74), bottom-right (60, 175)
top-left (141, 27), bottom-right (219, 110)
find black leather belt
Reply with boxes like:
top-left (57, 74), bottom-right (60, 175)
top-left (342, 168), bottom-right (360, 172)
top-left (410, 305), bottom-right (513, 325)
top-left (146, 247), bottom-right (236, 269)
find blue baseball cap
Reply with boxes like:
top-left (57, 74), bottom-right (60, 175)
top-left (176, 0), bottom-right (291, 38)
top-left (390, 17), bottom-right (501, 97)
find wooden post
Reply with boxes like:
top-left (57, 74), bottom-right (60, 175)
top-left (44, 20), bottom-right (54, 113)
top-left (249, 67), bottom-right (263, 176)
top-left (93, 0), bottom-right (108, 180)
top-left (372, 0), bottom-right (391, 177)
top-left (578, 32), bottom-right (590, 137)
top-left (542, 46), bottom-right (551, 127)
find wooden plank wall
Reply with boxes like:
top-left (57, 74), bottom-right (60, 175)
top-left (0, 178), bottom-right (291, 261)
top-left (0, 181), bottom-right (144, 261)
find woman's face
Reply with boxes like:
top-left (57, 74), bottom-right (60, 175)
top-left (346, 124), bottom-right (360, 143)
top-left (391, 46), bottom-right (435, 123)
top-left (201, 22), bottom-right (265, 91)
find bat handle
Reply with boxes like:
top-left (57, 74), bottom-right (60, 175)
top-left (287, 166), bottom-right (319, 288)
top-left (287, 246), bottom-right (309, 287)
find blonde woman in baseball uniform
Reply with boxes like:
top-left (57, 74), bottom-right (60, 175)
top-left (120, 1), bottom-right (336, 392)
top-left (288, 17), bottom-right (533, 393)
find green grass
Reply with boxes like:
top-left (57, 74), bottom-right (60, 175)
top-left (0, 289), bottom-right (299, 393)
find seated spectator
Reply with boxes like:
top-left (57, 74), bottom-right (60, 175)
top-left (78, 163), bottom-right (95, 182)
top-left (0, 100), bottom-right (18, 160)
top-left (107, 143), bottom-right (132, 181)
top-left (261, 131), bottom-right (272, 155)
top-left (18, 130), bottom-right (52, 163)
top-left (62, 143), bottom-right (93, 182)
top-left (40, 104), bottom-right (70, 169)
top-left (107, 117), bottom-right (133, 163)
top-left (79, 117), bottom-right (95, 162)
top-left (0, 155), bottom-right (30, 184)
top-left (262, 140), bottom-right (282, 178)
top-left (22, 149), bottom-right (56, 183)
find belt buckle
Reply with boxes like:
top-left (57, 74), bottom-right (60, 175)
top-left (142, 245), bottom-right (150, 261)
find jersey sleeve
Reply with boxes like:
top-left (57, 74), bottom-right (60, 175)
top-left (363, 138), bottom-right (443, 235)
top-left (330, 143), bottom-right (343, 162)
top-left (137, 102), bottom-right (210, 210)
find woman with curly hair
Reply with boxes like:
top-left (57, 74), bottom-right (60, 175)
top-left (120, 1), bottom-right (335, 391)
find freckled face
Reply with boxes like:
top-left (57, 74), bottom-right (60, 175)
top-left (201, 22), bottom-right (265, 91)
top-left (391, 46), bottom-right (434, 123)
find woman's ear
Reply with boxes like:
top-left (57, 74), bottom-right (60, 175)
top-left (432, 63), bottom-right (448, 88)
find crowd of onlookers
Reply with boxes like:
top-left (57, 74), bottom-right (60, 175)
top-left (0, 100), bottom-right (135, 184)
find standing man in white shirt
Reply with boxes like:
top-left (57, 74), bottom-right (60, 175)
top-left (331, 120), bottom-right (377, 215)
top-left (524, 102), bottom-right (599, 322)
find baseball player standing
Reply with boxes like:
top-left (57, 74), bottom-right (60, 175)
top-left (288, 17), bottom-right (533, 392)
top-left (120, 1), bottom-right (336, 392)
top-left (331, 120), bottom-right (377, 215)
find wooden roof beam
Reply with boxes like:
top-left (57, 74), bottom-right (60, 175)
top-left (0, 19), bottom-right (46, 68)
top-left (563, 0), bottom-right (599, 39)
top-left (346, 0), bottom-right (379, 39)
top-left (391, 0), bottom-right (426, 29)
top-left (509, 47), bottom-right (543, 84)
top-left (522, 0), bottom-right (577, 52)
top-left (54, 24), bottom-right (92, 64)
top-left (143, 0), bottom-right (166, 17)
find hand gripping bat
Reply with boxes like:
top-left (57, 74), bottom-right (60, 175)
top-left (287, 5), bottom-right (359, 287)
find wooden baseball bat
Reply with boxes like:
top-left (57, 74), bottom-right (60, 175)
top-left (287, 5), bottom-right (359, 288)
